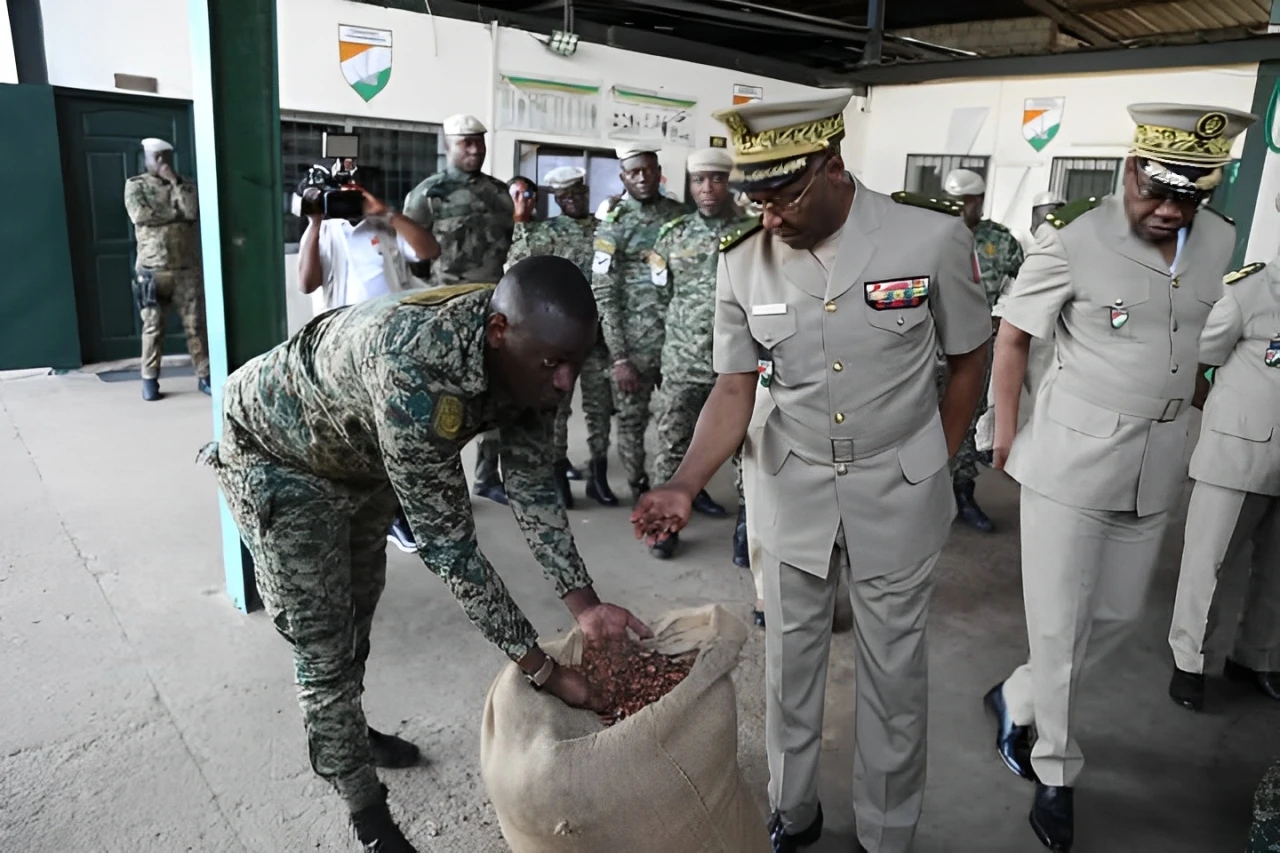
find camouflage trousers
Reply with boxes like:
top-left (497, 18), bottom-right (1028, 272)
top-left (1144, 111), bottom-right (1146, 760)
top-left (613, 368), bottom-right (660, 486)
top-left (652, 381), bottom-right (740, 487)
top-left (202, 427), bottom-right (395, 814)
top-left (935, 341), bottom-right (992, 487)
top-left (137, 267), bottom-right (210, 380)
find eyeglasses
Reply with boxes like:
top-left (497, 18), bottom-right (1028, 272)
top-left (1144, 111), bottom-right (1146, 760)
top-left (743, 155), bottom-right (827, 216)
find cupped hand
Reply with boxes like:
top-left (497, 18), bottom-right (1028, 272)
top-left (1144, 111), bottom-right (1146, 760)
top-left (630, 486), bottom-right (693, 545)
top-left (576, 602), bottom-right (654, 644)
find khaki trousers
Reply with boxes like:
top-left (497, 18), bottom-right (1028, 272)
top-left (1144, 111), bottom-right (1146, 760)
top-left (741, 390), bottom-right (775, 601)
top-left (139, 268), bottom-right (210, 380)
top-left (765, 528), bottom-right (938, 853)
top-left (1169, 482), bottom-right (1280, 674)
top-left (1003, 487), bottom-right (1170, 787)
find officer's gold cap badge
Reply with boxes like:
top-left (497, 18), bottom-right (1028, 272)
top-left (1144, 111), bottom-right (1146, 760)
top-left (1126, 102), bottom-right (1256, 194)
top-left (713, 88), bottom-right (855, 192)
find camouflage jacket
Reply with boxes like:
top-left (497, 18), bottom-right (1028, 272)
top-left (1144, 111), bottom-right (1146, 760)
top-left (123, 173), bottom-right (201, 270)
top-left (973, 219), bottom-right (1025, 308)
top-left (221, 285), bottom-right (591, 660)
top-left (403, 167), bottom-right (514, 286)
top-left (654, 210), bottom-right (753, 385)
top-left (506, 215), bottom-right (595, 279)
top-left (590, 195), bottom-right (689, 374)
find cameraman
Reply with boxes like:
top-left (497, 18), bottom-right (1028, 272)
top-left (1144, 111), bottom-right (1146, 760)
top-left (297, 168), bottom-right (439, 312)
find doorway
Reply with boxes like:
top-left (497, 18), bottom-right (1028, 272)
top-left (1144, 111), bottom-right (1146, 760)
top-left (55, 90), bottom-right (196, 365)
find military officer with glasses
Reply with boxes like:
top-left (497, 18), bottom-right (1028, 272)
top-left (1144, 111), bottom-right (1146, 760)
top-left (985, 103), bottom-right (1254, 852)
top-left (632, 88), bottom-right (991, 853)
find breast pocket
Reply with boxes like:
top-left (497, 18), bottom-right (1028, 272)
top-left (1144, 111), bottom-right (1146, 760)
top-left (1096, 278), bottom-right (1151, 340)
top-left (863, 276), bottom-right (932, 336)
top-left (747, 311), bottom-right (798, 351)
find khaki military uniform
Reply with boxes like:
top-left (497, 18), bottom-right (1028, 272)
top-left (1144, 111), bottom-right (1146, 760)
top-left (998, 197), bottom-right (1235, 787)
top-left (1169, 262), bottom-right (1280, 675)
top-left (715, 180), bottom-right (991, 851)
top-left (123, 172), bottom-right (209, 380)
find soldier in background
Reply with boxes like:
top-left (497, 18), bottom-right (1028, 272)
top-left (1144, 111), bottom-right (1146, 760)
top-left (1168, 255), bottom-right (1280, 711)
top-left (404, 114), bottom-right (516, 505)
top-left (591, 147), bottom-right (688, 499)
top-left (1030, 190), bottom-right (1066, 233)
top-left (647, 147), bottom-right (753, 558)
top-left (505, 167), bottom-right (617, 508)
top-left (943, 168), bottom-right (1025, 532)
top-left (123, 137), bottom-right (210, 402)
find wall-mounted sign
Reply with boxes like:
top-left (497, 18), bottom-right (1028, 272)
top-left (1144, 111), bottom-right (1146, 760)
top-left (497, 74), bottom-right (601, 137)
top-left (710, 136), bottom-right (727, 148)
top-left (1023, 97), bottom-right (1065, 152)
top-left (733, 84), bottom-right (763, 105)
top-left (609, 87), bottom-right (696, 147)
top-left (339, 25), bottom-right (393, 103)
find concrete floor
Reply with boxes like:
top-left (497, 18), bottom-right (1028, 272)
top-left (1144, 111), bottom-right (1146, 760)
top-left (0, 371), bottom-right (1275, 853)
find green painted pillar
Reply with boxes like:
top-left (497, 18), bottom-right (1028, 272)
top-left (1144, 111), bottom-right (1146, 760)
top-left (1226, 60), bottom-right (1280, 268)
top-left (189, 0), bottom-right (287, 612)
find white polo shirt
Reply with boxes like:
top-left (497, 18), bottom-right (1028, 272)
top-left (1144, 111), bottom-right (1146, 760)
top-left (313, 216), bottom-right (421, 313)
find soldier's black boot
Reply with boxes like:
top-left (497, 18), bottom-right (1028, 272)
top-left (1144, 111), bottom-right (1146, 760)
top-left (692, 489), bottom-right (727, 517)
top-left (630, 474), bottom-right (651, 501)
top-left (141, 378), bottom-right (161, 402)
top-left (553, 458), bottom-right (575, 510)
top-left (197, 376), bottom-right (212, 396)
top-left (368, 727), bottom-right (421, 769)
top-left (585, 457), bottom-right (619, 507)
top-left (564, 458), bottom-right (583, 481)
top-left (733, 506), bottom-right (749, 568)
top-left (649, 531), bottom-right (679, 560)
top-left (955, 480), bottom-right (994, 533)
top-left (351, 785), bottom-right (418, 853)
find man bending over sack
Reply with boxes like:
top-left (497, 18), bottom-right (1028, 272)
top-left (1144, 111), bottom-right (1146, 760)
top-left (199, 257), bottom-right (650, 853)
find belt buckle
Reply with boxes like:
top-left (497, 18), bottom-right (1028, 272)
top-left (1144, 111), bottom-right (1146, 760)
top-left (1159, 398), bottom-right (1184, 422)
top-left (832, 439), bottom-right (853, 475)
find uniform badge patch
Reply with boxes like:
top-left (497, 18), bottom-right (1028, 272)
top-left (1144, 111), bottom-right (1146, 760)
top-left (649, 253), bottom-right (669, 286)
top-left (433, 395), bottom-right (464, 439)
top-left (983, 242), bottom-right (997, 257)
top-left (1266, 339), bottom-right (1280, 368)
top-left (1110, 308), bottom-right (1129, 329)
top-left (592, 237), bottom-right (615, 274)
top-left (757, 358), bottom-right (774, 388)
top-left (864, 277), bottom-right (930, 310)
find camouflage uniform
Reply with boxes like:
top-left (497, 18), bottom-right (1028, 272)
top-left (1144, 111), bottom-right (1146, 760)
top-left (403, 167), bottom-right (515, 485)
top-left (650, 210), bottom-right (752, 485)
top-left (506, 215), bottom-right (613, 460)
top-left (200, 285), bottom-right (590, 815)
top-left (938, 219), bottom-right (1024, 484)
top-left (123, 172), bottom-right (209, 380)
top-left (590, 195), bottom-right (688, 486)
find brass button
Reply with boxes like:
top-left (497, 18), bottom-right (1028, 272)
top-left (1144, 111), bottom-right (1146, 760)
top-left (1172, 365), bottom-right (1180, 374)
top-left (1115, 298), bottom-right (1124, 306)
top-left (833, 361), bottom-right (844, 372)
top-left (763, 333), bottom-right (773, 342)
top-left (834, 412), bottom-right (846, 424)
top-left (824, 301), bottom-right (837, 313)
top-left (835, 463), bottom-right (848, 475)
top-left (1172, 277), bottom-right (1180, 288)
top-left (897, 316), bottom-right (905, 326)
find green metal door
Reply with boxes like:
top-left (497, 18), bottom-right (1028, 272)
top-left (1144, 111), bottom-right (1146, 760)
top-left (55, 92), bottom-right (196, 364)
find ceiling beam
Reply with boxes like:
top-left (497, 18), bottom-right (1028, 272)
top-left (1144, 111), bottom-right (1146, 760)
top-left (1018, 0), bottom-right (1118, 45)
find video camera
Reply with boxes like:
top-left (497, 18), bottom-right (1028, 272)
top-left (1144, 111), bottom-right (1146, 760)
top-left (295, 132), bottom-right (365, 220)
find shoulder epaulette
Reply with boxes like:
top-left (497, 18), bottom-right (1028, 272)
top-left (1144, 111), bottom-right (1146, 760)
top-left (1204, 206), bottom-right (1236, 225)
top-left (719, 217), bottom-right (763, 253)
top-left (1046, 195), bottom-right (1106, 230)
top-left (890, 191), bottom-right (962, 216)
top-left (603, 205), bottom-right (625, 224)
top-left (400, 282), bottom-right (495, 306)
top-left (657, 215), bottom-right (687, 240)
top-left (1224, 262), bottom-right (1266, 286)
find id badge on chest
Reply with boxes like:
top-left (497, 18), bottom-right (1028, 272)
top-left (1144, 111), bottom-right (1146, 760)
top-left (1266, 338), bottom-right (1280, 368)
top-left (757, 358), bottom-right (774, 388)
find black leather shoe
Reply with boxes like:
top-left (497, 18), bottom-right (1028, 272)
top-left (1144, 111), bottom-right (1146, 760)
top-left (984, 682), bottom-right (1037, 781)
top-left (753, 609), bottom-right (766, 628)
top-left (733, 506), bottom-right (749, 568)
top-left (368, 727), bottom-right (421, 769)
top-left (955, 481), bottom-right (994, 532)
top-left (387, 516), bottom-right (416, 554)
top-left (197, 376), bottom-right (212, 396)
top-left (141, 378), bottom-right (161, 402)
top-left (630, 474), bottom-right (651, 500)
top-left (473, 480), bottom-right (509, 505)
top-left (1029, 784), bottom-right (1073, 852)
top-left (553, 459), bottom-right (575, 510)
top-left (1225, 658), bottom-right (1280, 700)
top-left (1169, 667), bottom-right (1205, 711)
top-left (585, 457), bottom-right (619, 507)
top-left (649, 532), bottom-right (679, 560)
top-left (351, 785), bottom-right (419, 852)
top-left (692, 489), bottom-right (727, 517)
top-left (768, 805), bottom-right (822, 852)
top-left (564, 459), bottom-right (584, 481)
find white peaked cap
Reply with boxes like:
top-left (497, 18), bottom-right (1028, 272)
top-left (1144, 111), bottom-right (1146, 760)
top-left (443, 114), bottom-right (487, 136)
top-left (943, 169), bottom-right (986, 197)
top-left (141, 138), bottom-right (174, 153)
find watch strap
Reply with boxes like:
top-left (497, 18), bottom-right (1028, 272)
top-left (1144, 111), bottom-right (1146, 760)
top-left (525, 655), bottom-right (555, 689)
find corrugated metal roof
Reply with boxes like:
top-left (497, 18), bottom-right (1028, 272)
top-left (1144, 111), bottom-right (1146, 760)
top-left (1075, 0), bottom-right (1271, 42)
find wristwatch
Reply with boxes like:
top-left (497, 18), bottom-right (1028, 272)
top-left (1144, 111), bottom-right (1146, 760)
top-left (524, 655), bottom-right (556, 691)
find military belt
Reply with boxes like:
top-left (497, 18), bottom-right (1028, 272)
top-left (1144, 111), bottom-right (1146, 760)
top-left (769, 407), bottom-right (930, 468)
top-left (1055, 376), bottom-right (1189, 423)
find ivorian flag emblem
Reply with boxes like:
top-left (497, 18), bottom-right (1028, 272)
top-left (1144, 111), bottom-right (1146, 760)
top-left (339, 25), bottom-right (393, 103)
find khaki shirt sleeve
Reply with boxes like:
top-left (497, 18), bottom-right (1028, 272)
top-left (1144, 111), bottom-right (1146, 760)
top-left (123, 179), bottom-right (172, 227)
top-left (933, 219), bottom-right (993, 355)
top-left (712, 252), bottom-right (758, 374)
top-left (498, 410), bottom-right (593, 596)
top-left (1198, 292), bottom-right (1244, 367)
top-left (999, 224), bottom-right (1072, 341)
top-left (370, 360), bottom-right (539, 661)
top-left (591, 218), bottom-right (628, 360)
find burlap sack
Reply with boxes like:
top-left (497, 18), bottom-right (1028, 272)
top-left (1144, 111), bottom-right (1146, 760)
top-left (480, 604), bottom-right (769, 853)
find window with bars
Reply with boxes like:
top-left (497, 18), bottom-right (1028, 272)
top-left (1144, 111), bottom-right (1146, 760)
top-left (281, 115), bottom-right (443, 246)
top-left (1049, 157), bottom-right (1123, 202)
top-left (903, 155), bottom-right (990, 198)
